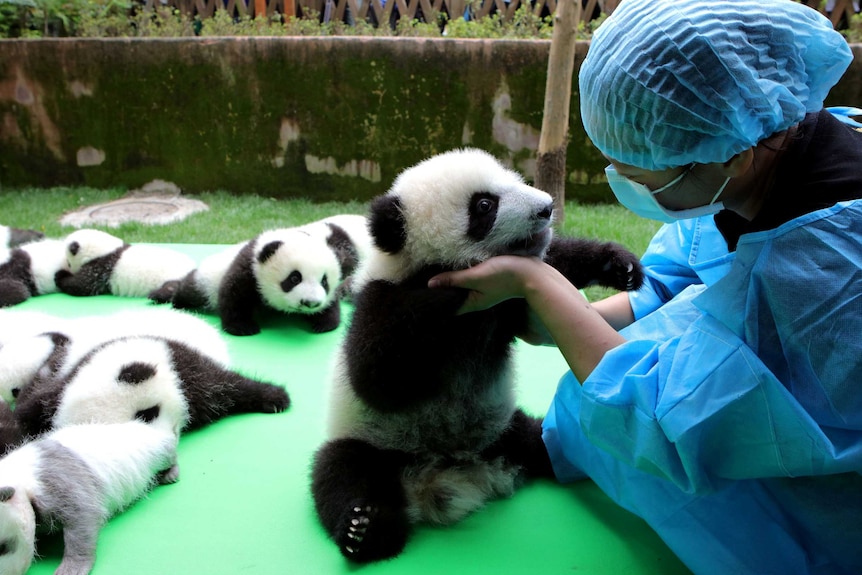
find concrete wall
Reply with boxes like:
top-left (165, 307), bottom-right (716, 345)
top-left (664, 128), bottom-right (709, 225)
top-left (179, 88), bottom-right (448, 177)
top-left (1, 38), bottom-right (860, 202)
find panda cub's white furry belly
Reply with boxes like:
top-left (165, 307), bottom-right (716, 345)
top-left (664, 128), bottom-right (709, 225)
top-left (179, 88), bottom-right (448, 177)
top-left (109, 245), bottom-right (195, 297)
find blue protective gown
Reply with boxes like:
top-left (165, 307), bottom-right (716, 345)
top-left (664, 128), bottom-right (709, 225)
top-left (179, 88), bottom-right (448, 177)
top-left (543, 201), bottom-right (862, 575)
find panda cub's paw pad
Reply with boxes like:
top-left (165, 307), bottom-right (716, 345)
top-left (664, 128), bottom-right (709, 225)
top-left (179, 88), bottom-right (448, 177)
top-left (601, 248), bottom-right (644, 291)
top-left (336, 501), bottom-right (408, 562)
top-left (345, 506), bottom-right (372, 551)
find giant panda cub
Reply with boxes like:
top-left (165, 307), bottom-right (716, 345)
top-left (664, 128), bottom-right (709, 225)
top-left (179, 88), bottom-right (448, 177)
top-left (0, 307), bottom-right (229, 407)
top-left (0, 238), bottom-right (68, 308)
top-left (0, 421), bottom-right (178, 575)
top-left (311, 148), bottom-right (644, 563)
top-left (54, 229), bottom-right (196, 298)
top-left (149, 215), bottom-right (371, 336)
top-left (11, 332), bottom-right (290, 446)
top-left (0, 225), bottom-right (43, 249)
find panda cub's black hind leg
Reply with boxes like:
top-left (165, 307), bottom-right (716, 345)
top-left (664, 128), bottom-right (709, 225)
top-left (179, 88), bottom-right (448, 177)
top-left (482, 409), bottom-right (554, 479)
top-left (311, 438), bottom-right (411, 563)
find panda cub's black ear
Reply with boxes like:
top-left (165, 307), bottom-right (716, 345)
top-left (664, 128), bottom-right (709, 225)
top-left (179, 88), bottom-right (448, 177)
top-left (369, 195), bottom-right (407, 254)
top-left (257, 241), bottom-right (283, 264)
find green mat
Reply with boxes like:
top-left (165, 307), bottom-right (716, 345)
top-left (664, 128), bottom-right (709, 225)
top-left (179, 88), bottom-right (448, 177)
top-left (16, 244), bottom-right (691, 575)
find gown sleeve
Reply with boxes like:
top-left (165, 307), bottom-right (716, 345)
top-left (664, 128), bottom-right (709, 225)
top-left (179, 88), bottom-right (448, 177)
top-left (547, 203), bottom-right (862, 494)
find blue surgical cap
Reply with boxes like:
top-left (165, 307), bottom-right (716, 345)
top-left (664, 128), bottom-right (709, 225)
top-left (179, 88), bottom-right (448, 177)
top-left (580, 0), bottom-right (853, 170)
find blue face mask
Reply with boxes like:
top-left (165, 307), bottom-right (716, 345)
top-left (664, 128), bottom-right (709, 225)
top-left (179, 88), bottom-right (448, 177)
top-left (605, 165), bottom-right (730, 223)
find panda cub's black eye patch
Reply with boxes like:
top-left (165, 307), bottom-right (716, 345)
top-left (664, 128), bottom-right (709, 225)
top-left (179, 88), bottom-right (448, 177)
top-left (281, 271), bottom-right (303, 292)
top-left (0, 537), bottom-right (15, 556)
top-left (321, 275), bottom-right (330, 294)
top-left (135, 405), bottom-right (160, 423)
top-left (467, 192), bottom-right (500, 241)
top-left (118, 362), bottom-right (157, 385)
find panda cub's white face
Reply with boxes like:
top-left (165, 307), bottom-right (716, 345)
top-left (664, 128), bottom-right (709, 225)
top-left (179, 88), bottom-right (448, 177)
top-left (253, 229), bottom-right (341, 314)
top-left (366, 148), bottom-right (554, 281)
top-left (64, 229), bottom-right (125, 273)
top-left (53, 337), bottom-right (190, 436)
top-left (0, 464), bottom-right (38, 575)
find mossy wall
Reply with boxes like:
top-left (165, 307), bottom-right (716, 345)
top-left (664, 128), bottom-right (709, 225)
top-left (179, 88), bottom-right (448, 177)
top-left (1, 38), bottom-right (860, 203)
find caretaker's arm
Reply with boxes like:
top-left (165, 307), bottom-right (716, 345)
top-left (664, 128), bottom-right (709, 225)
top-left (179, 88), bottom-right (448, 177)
top-left (429, 256), bottom-right (625, 383)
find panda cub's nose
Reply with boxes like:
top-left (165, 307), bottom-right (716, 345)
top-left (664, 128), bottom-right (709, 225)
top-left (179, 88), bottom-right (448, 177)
top-left (536, 202), bottom-right (554, 221)
top-left (301, 299), bottom-right (321, 309)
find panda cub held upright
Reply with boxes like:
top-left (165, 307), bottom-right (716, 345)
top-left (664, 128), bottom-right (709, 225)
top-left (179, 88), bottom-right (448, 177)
top-left (311, 148), bottom-right (644, 563)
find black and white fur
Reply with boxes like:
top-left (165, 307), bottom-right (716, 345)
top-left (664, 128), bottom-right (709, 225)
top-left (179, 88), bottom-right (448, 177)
top-left (54, 229), bottom-right (196, 298)
top-left (0, 238), bottom-right (68, 308)
top-left (0, 401), bottom-right (24, 455)
top-left (310, 148), bottom-right (644, 563)
top-left (0, 225), bottom-right (44, 249)
top-left (0, 308), bottom-right (228, 407)
top-left (0, 310), bottom-right (70, 408)
top-left (0, 421), bottom-right (178, 575)
top-left (11, 332), bottom-right (290, 447)
top-left (150, 215), bottom-right (371, 336)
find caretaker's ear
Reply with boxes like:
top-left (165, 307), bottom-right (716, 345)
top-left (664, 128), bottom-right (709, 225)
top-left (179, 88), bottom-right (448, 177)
top-left (369, 195), bottom-right (407, 254)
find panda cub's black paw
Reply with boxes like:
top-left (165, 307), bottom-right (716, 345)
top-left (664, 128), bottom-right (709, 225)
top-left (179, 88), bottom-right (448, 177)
top-left (0, 278), bottom-right (31, 308)
top-left (336, 500), bottom-right (409, 563)
top-left (221, 318), bottom-right (261, 337)
top-left (148, 280), bottom-right (179, 304)
top-left (601, 246), bottom-right (645, 291)
top-left (259, 385), bottom-right (291, 413)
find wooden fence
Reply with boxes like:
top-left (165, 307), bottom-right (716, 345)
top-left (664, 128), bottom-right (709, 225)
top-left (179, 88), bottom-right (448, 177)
top-left (142, 0), bottom-right (855, 30)
top-left (144, 0), bottom-right (618, 26)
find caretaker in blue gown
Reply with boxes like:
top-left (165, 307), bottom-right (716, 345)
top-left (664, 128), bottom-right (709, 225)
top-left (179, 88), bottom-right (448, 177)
top-left (428, 0), bottom-right (862, 573)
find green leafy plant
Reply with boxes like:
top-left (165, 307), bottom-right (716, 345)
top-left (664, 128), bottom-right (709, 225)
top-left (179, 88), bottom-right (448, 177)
top-left (842, 11), bottom-right (862, 43)
top-left (0, 0), bottom-right (35, 36)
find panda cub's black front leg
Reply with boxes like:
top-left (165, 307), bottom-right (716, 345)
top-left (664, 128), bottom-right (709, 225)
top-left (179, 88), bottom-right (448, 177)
top-left (311, 438), bottom-right (411, 563)
top-left (307, 300), bottom-right (342, 333)
top-left (544, 236), bottom-right (644, 291)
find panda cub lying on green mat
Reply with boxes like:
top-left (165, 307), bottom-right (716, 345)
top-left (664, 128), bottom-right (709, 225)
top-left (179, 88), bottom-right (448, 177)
top-left (149, 215), bottom-right (372, 336)
top-left (0, 308), bottom-right (290, 454)
top-left (311, 148), bottom-right (644, 563)
top-left (0, 421), bottom-right (178, 575)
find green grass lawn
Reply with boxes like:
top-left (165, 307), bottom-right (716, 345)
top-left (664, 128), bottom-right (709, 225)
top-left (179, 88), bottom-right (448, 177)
top-left (0, 186), bottom-right (661, 299)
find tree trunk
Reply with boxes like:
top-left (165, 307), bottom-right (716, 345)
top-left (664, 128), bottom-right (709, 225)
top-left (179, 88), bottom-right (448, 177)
top-left (536, 0), bottom-right (581, 226)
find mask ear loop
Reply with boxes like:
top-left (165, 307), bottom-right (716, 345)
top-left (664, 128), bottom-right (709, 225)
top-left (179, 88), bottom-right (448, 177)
top-left (650, 164), bottom-right (695, 196)
top-left (709, 177), bottom-right (731, 205)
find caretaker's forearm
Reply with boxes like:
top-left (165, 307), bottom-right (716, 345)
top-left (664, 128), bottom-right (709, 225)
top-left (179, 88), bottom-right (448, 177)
top-left (520, 263), bottom-right (625, 384)
top-left (591, 291), bottom-right (636, 331)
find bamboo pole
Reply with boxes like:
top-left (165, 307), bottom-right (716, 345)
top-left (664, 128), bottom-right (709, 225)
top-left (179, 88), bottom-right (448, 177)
top-left (535, 0), bottom-right (580, 225)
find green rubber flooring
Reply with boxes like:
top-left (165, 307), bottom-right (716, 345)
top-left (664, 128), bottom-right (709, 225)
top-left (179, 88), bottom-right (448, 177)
top-left (16, 244), bottom-right (691, 575)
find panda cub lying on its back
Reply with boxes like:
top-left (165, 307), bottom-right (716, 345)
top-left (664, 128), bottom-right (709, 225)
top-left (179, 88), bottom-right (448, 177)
top-left (149, 215), bottom-right (371, 336)
top-left (0, 421), bottom-right (178, 575)
top-left (11, 333), bottom-right (290, 444)
top-left (311, 148), bottom-right (644, 563)
top-left (54, 229), bottom-right (196, 298)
